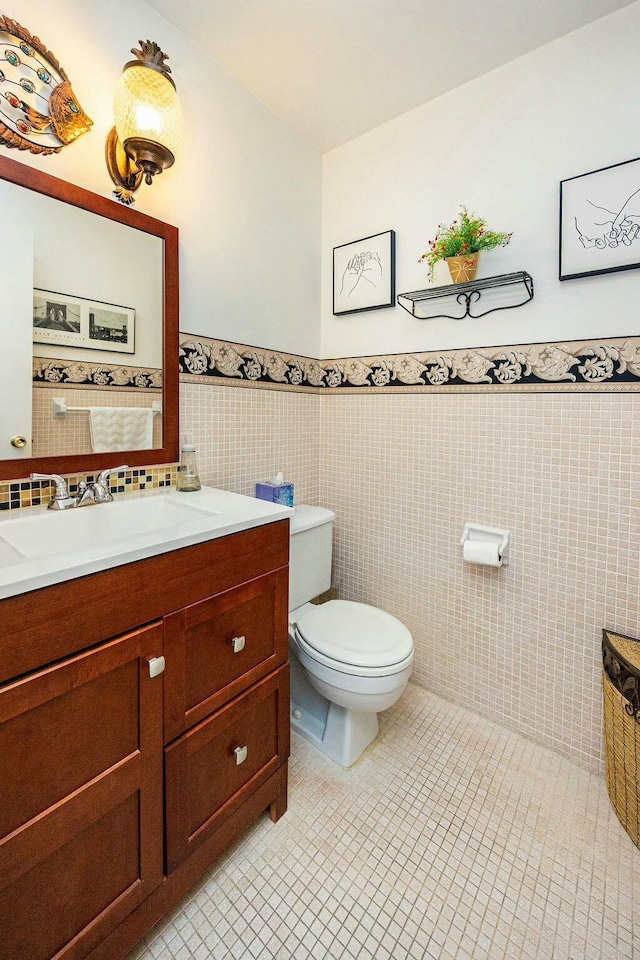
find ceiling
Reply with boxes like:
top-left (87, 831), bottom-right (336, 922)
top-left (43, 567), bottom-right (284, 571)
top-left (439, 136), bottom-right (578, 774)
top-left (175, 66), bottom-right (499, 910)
top-left (145, 0), bottom-right (636, 152)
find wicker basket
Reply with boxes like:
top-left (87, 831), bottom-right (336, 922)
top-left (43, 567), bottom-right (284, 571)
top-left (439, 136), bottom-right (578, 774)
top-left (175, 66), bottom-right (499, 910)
top-left (602, 629), bottom-right (640, 847)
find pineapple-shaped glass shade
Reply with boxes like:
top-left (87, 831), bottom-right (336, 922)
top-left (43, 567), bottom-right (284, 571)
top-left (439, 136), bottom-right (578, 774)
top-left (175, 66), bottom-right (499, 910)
top-left (113, 64), bottom-right (183, 164)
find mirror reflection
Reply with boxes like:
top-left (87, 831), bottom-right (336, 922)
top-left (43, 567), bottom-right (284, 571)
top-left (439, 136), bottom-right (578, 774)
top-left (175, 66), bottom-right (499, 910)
top-left (0, 179), bottom-right (164, 463)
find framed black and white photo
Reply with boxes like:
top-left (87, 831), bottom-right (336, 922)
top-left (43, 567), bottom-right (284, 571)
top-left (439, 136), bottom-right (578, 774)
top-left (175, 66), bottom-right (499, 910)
top-left (33, 289), bottom-right (135, 354)
top-left (560, 157), bottom-right (640, 280)
top-left (333, 230), bottom-right (395, 315)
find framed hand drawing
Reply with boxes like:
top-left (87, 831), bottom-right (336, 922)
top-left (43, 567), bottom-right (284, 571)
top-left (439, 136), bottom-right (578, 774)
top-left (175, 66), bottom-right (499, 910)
top-left (333, 230), bottom-right (395, 315)
top-left (560, 157), bottom-right (640, 280)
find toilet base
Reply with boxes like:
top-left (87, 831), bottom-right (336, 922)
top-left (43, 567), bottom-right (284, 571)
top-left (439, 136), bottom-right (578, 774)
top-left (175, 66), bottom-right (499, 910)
top-left (291, 697), bottom-right (379, 767)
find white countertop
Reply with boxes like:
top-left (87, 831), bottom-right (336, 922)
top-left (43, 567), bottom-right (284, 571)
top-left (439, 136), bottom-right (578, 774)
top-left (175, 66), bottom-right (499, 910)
top-left (0, 486), bottom-right (292, 601)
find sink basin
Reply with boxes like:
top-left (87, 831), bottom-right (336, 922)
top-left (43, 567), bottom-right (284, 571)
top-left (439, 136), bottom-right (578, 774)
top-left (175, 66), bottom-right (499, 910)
top-left (0, 486), bottom-right (292, 600)
top-left (0, 493), bottom-right (219, 560)
top-left (0, 537), bottom-right (25, 568)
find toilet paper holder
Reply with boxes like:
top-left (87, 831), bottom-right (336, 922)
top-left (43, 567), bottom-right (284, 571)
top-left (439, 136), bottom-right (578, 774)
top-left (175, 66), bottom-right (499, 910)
top-left (460, 523), bottom-right (510, 565)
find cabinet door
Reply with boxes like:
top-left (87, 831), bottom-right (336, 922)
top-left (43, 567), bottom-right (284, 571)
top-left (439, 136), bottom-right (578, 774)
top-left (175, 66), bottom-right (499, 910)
top-left (164, 567), bottom-right (288, 742)
top-left (0, 623), bottom-right (164, 960)
top-left (165, 664), bottom-right (289, 873)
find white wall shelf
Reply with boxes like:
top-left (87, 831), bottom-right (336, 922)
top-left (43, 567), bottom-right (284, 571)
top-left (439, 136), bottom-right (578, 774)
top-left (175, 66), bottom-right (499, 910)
top-left (397, 271), bottom-right (534, 320)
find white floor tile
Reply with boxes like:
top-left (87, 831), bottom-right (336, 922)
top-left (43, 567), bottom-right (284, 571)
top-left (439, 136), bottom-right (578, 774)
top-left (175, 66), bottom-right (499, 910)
top-left (128, 685), bottom-right (640, 959)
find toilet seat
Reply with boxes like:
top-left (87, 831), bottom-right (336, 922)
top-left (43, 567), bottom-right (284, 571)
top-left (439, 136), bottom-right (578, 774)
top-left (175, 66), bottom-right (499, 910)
top-left (294, 600), bottom-right (414, 677)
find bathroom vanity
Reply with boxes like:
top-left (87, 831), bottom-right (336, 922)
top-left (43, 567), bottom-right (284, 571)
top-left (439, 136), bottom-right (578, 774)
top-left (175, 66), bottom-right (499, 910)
top-left (0, 493), bottom-right (290, 960)
top-left (0, 155), bottom-right (291, 960)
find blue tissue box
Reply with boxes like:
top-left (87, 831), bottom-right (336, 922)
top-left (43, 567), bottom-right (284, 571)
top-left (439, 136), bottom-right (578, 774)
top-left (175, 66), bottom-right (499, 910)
top-left (256, 481), bottom-right (294, 507)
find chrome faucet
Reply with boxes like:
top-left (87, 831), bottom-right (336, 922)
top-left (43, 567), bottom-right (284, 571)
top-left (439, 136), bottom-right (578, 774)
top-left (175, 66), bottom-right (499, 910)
top-left (31, 465), bottom-right (130, 510)
top-left (79, 465), bottom-right (130, 504)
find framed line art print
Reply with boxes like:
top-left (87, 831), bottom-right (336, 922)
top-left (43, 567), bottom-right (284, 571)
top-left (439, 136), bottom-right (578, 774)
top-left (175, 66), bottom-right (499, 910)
top-left (560, 157), bottom-right (640, 280)
top-left (333, 229), bottom-right (396, 315)
top-left (33, 289), bottom-right (135, 354)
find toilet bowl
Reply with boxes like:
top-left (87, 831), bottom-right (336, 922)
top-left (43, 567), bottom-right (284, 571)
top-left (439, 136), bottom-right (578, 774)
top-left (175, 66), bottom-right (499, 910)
top-left (288, 506), bottom-right (414, 767)
top-left (293, 599), bottom-right (414, 710)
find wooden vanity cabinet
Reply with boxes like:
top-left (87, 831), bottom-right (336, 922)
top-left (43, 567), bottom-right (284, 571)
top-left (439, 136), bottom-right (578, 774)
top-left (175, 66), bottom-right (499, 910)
top-left (0, 519), bottom-right (290, 960)
top-left (0, 623), bottom-right (164, 960)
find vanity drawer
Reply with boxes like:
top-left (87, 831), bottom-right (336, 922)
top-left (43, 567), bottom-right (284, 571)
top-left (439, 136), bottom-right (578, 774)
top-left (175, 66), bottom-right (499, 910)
top-left (163, 567), bottom-right (288, 742)
top-left (164, 665), bottom-right (289, 872)
top-left (0, 519), bottom-right (289, 686)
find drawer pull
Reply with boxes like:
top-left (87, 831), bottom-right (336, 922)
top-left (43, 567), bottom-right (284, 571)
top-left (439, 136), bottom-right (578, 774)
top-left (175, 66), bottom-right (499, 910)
top-left (148, 656), bottom-right (165, 678)
top-left (234, 745), bottom-right (248, 765)
top-left (231, 635), bottom-right (246, 653)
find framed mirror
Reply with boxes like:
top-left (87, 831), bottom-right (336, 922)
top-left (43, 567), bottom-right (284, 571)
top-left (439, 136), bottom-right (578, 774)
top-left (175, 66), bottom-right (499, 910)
top-left (0, 154), bottom-right (178, 481)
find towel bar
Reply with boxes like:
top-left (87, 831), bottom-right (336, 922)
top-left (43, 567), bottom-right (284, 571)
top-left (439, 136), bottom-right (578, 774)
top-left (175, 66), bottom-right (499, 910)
top-left (52, 398), bottom-right (161, 418)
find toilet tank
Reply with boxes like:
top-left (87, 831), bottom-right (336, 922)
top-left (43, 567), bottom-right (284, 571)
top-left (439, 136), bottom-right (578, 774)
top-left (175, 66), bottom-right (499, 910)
top-left (289, 505), bottom-right (335, 611)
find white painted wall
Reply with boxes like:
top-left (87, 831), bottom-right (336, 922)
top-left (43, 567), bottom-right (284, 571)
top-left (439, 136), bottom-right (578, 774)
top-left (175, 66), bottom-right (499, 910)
top-left (6, 0), bottom-right (322, 357)
top-left (321, 3), bottom-right (640, 358)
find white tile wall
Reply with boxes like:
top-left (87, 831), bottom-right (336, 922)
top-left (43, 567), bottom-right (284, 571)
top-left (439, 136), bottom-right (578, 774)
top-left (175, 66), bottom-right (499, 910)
top-left (319, 392), bottom-right (640, 774)
top-left (180, 382), bottom-right (640, 774)
top-left (180, 382), bottom-right (320, 506)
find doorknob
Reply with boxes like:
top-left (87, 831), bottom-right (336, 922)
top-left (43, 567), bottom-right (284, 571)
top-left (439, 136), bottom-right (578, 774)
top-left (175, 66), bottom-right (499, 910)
top-left (10, 435), bottom-right (27, 448)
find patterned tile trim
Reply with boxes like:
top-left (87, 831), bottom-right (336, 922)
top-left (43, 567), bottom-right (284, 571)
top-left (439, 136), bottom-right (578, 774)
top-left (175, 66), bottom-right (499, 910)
top-left (33, 357), bottom-right (162, 390)
top-left (180, 338), bottom-right (322, 392)
top-left (0, 465), bottom-right (178, 512)
top-left (179, 335), bottom-right (640, 393)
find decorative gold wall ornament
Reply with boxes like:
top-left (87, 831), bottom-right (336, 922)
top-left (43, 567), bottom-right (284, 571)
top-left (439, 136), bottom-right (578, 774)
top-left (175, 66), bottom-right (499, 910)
top-left (0, 15), bottom-right (92, 154)
top-left (106, 40), bottom-right (183, 204)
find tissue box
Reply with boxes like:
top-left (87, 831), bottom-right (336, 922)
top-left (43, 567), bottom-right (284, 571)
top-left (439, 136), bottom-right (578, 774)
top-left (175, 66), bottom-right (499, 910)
top-left (256, 481), bottom-right (294, 507)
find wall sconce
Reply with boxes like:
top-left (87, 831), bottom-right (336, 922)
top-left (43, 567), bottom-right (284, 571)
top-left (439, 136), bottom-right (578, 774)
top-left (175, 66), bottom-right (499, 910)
top-left (106, 40), bottom-right (183, 205)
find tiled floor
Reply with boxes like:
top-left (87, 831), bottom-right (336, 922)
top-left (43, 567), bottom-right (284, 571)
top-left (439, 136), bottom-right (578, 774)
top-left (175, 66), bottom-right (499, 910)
top-left (127, 684), bottom-right (640, 960)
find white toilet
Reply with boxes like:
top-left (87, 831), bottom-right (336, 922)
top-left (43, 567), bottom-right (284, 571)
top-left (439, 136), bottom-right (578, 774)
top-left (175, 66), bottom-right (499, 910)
top-left (289, 505), bottom-right (414, 767)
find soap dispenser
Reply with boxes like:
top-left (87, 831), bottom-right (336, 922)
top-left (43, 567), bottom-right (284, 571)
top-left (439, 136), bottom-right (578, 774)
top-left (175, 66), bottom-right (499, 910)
top-left (176, 433), bottom-right (201, 492)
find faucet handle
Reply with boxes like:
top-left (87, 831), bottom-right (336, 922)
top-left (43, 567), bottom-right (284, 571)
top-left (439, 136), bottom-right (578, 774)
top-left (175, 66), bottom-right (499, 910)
top-left (96, 464), bottom-right (130, 487)
top-left (93, 465), bottom-right (130, 502)
top-left (30, 472), bottom-right (70, 501)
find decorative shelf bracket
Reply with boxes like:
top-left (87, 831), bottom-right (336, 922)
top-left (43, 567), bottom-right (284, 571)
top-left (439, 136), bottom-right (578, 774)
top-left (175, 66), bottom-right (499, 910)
top-left (397, 271), bottom-right (534, 320)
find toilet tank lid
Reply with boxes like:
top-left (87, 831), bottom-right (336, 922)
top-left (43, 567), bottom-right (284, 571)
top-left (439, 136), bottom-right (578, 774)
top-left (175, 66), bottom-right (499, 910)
top-left (290, 505), bottom-right (336, 535)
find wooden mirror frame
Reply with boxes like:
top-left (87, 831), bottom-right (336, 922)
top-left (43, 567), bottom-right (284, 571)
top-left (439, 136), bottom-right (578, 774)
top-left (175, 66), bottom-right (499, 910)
top-left (0, 154), bottom-right (179, 481)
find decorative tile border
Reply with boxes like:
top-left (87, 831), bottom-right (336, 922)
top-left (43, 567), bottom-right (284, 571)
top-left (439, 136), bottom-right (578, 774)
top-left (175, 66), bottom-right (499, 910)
top-left (33, 356), bottom-right (162, 390)
top-left (0, 465), bottom-right (178, 512)
top-left (179, 335), bottom-right (640, 393)
top-left (180, 338), bottom-right (323, 391)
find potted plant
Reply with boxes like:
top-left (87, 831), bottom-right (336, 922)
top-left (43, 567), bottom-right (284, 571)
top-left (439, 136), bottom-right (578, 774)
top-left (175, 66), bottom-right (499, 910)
top-left (419, 207), bottom-right (512, 284)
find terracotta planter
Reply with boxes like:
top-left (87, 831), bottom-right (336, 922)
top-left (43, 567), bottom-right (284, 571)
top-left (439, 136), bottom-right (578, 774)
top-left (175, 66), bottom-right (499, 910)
top-left (446, 252), bottom-right (479, 283)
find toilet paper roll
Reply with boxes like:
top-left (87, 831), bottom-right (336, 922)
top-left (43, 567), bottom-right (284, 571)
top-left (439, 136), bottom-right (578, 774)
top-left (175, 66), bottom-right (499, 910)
top-left (463, 540), bottom-right (502, 566)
